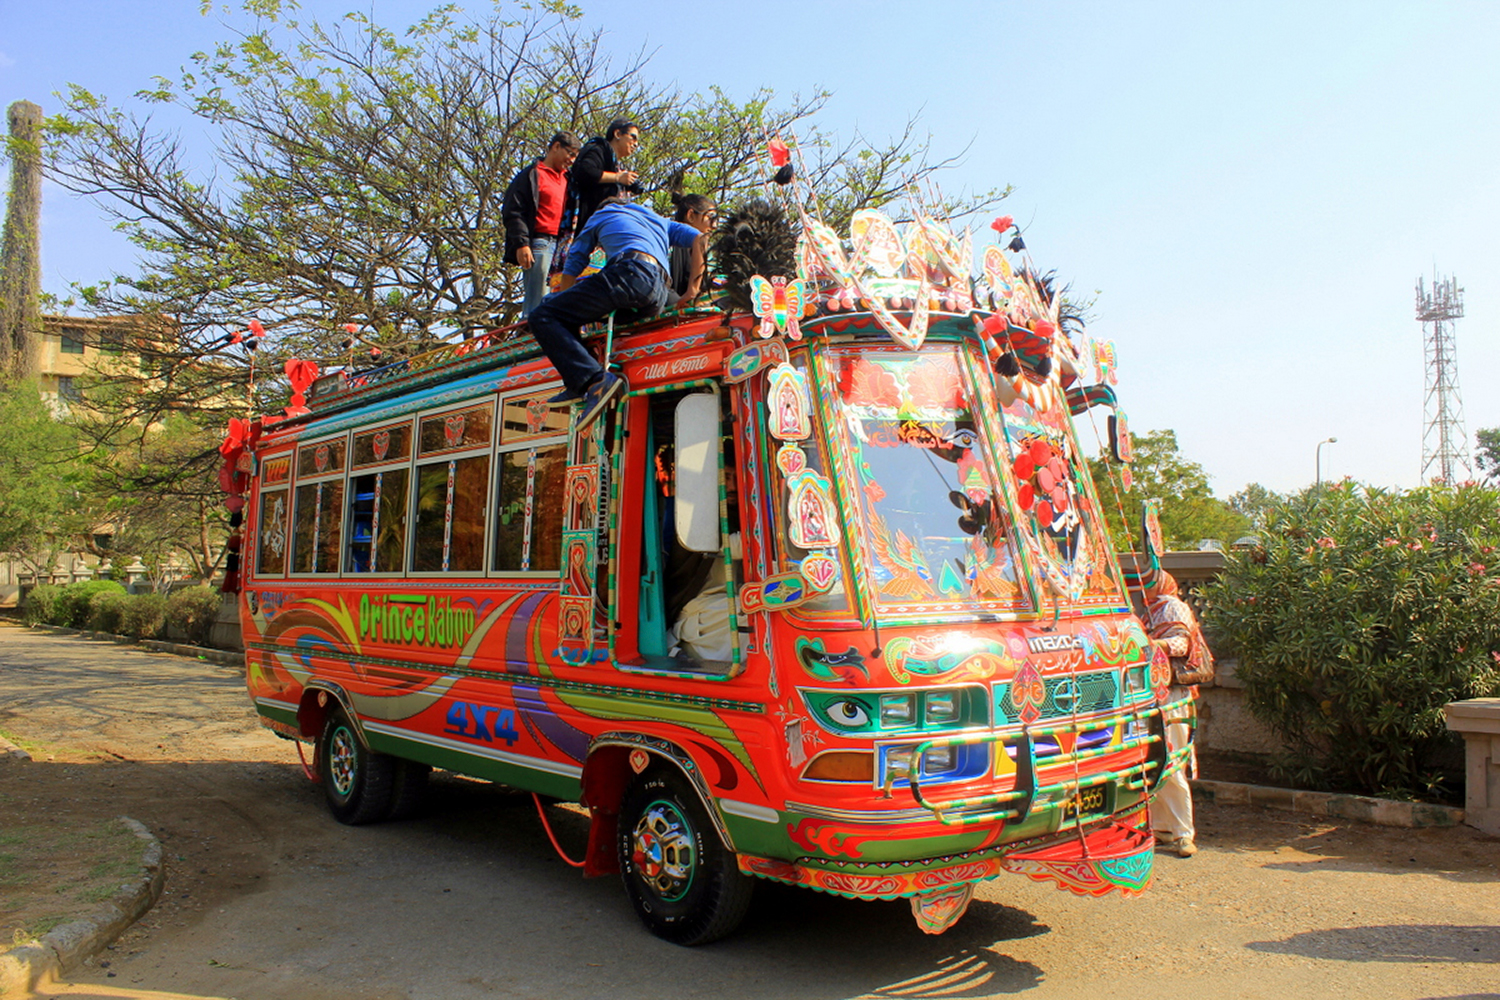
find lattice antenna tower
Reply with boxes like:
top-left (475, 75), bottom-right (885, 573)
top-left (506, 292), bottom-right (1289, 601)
top-left (1416, 272), bottom-right (1472, 483)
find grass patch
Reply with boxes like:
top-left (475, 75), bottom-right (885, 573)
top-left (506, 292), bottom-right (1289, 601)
top-left (0, 818), bottom-right (143, 946)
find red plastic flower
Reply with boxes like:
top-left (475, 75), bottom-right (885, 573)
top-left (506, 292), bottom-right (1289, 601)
top-left (990, 216), bottom-right (1014, 234)
top-left (768, 137), bottom-right (791, 167)
top-left (864, 481), bottom-right (886, 504)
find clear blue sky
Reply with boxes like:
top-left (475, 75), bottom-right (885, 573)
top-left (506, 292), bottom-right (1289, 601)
top-left (4, 0), bottom-right (1498, 495)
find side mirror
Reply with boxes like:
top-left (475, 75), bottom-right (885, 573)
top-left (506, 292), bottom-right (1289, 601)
top-left (675, 393), bottom-right (721, 553)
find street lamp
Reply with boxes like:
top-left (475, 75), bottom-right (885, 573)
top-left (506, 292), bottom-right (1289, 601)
top-left (1316, 437), bottom-right (1338, 485)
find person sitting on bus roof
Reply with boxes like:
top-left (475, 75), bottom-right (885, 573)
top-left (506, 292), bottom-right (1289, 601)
top-left (666, 192), bottom-right (718, 306)
top-left (502, 130), bottom-right (582, 316)
top-left (527, 195), bottom-right (708, 429)
top-left (571, 119), bottom-right (642, 230)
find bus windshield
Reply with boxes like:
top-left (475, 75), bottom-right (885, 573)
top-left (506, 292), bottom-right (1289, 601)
top-left (821, 344), bottom-right (1029, 616)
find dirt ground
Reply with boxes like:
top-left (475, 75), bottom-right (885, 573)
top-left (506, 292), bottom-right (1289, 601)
top-left (1, 622), bottom-right (1497, 1000)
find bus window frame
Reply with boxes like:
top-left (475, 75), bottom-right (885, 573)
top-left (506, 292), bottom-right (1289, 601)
top-left (490, 388), bottom-right (572, 578)
top-left (408, 398), bottom-right (497, 577)
top-left (288, 431), bottom-right (352, 578)
top-left (345, 417), bottom-right (416, 577)
top-left (253, 449), bottom-right (295, 580)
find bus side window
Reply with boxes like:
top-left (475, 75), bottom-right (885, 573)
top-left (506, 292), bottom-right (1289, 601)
top-left (492, 393), bottom-right (571, 573)
top-left (257, 488), bottom-right (289, 575)
top-left (347, 423), bottom-right (413, 574)
top-left (291, 436), bottom-right (347, 574)
top-left (412, 403), bottom-right (494, 573)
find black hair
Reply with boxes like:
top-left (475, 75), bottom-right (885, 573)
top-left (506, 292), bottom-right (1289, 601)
top-left (670, 192), bottom-right (716, 223)
top-left (606, 118), bottom-right (640, 141)
top-left (548, 130), bottom-right (582, 152)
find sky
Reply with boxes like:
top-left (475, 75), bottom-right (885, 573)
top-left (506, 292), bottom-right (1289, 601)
top-left (3, 0), bottom-right (1498, 496)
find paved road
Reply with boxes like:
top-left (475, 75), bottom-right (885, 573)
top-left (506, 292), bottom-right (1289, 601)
top-left (2, 624), bottom-right (1498, 1000)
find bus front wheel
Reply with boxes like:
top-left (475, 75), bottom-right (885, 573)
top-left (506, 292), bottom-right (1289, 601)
top-left (318, 708), bottom-right (396, 825)
top-left (617, 767), bottom-right (753, 945)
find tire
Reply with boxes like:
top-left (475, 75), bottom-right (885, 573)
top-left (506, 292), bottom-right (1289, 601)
top-left (386, 759), bottom-right (431, 821)
top-left (618, 766), bottom-right (753, 946)
top-left (317, 707), bottom-right (396, 825)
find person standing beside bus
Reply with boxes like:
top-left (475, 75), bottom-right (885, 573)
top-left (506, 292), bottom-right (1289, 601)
top-left (1144, 571), bottom-right (1214, 858)
top-left (572, 119), bottom-right (641, 229)
top-left (503, 131), bottom-right (582, 315)
top-left (528, 196), bottom-right (706, 428)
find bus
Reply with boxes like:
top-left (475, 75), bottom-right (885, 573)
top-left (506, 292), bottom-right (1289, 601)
top-left (227, 201), bottom-right (1183, 945)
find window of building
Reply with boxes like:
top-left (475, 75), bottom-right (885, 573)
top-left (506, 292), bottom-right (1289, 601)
top-left (100, 327), bottom-right (125, 355)
top-left (60, 331), bottom-right (85, 354)
top-left (57, 376), bottom-right (82, 403)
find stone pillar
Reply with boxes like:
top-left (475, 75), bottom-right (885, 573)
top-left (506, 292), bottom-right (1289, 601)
top-left (123, 558), bottom-right (148, 593)
top-left (1443, 698), bottom-right (1500, 837)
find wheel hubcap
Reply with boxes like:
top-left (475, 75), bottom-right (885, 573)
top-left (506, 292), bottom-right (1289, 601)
top-left (329, 727), bottom-right (357, 796)
top-left (630, 801), bottom-right (695, 901)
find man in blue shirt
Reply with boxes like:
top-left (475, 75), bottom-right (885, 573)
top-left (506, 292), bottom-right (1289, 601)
top-left (528, 196), bottom-right (706, 428)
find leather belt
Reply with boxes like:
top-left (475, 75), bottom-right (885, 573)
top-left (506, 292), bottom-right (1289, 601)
top-left (622, 249), bottom-right (664, 271)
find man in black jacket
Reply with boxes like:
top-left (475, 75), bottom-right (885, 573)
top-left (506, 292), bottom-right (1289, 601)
top-left (502, 131), bottom-right (581, 315)
top-left (570, 119), bottom-right (641, 230)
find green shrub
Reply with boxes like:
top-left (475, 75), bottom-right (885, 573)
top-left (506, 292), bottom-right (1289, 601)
top-left (23, 584), bottom-right (65, 626)
top-left (88, 591), bottom-right (131, 634)
top-left (56, 580), bottom-right (127, 629)
top-left (1203, 482), bottom-right (1500, 799)
top-left (119, 593), bottom-right (168, 641)
top-left (165, 586), bottom-right (222, 646)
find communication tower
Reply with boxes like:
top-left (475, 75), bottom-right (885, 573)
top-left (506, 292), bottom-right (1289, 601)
top-left (1416, 272), bottom-right (1472, 483)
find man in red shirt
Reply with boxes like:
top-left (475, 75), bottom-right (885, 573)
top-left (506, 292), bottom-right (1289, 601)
top-left (503, 131), bottom-right (582, 315)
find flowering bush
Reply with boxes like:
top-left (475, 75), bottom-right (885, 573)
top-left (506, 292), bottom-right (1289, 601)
top-left (1202, 481), bottom-right (1500, 799)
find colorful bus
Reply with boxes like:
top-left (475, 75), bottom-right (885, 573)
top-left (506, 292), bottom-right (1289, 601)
top-left (226, 199), bottom-right (1183, 945)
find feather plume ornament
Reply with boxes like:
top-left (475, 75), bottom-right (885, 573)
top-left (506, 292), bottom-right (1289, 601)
top-left (713, 199), bottom-right (801, 314)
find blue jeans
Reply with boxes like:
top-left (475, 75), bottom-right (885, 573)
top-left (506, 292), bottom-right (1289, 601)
top-left (527, 257), bottom-right (668, 394)
top-left (521, 236), bottom-right (558, 316)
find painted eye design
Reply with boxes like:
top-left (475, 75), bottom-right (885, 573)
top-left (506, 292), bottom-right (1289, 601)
top-left (946, 428), bottom-right (980, 450)
top-left (829, 699), bottom-right (870, 728)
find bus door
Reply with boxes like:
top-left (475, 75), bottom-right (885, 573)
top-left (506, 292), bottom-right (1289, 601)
top-left (611, 383), bottom-right (740, 674)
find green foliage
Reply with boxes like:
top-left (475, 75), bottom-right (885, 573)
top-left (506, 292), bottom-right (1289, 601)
top-left (0, 381), bottom-right (87, 568)
top-left (1477, 427), bottom-right (1500, 484)
top-left (22, 584), bottom-right (64, 626)
top-left (119, 593), bottom-right (168, 641)
top-left (1201, 482), bottom-right (1500, 798)
top-left (1088, 429), bottom-right (1249, 551)
top-left (165, 585), bottom-right (222, 645)
top-left (56, 580), bottom-right (126, 629)
top-left (87, 590), bottom-right (130, 634)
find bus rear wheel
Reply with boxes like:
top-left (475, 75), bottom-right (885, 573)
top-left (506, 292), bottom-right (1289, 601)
top-left (318, 708), bottom-right (396, 825)
top-left (617, 767), bottom-right (753, 945)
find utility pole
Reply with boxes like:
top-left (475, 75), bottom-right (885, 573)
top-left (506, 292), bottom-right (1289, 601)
top-left (1416, 272), bottom-right (1471, 484)
top-left (0, 99), bottom-right (43, 379)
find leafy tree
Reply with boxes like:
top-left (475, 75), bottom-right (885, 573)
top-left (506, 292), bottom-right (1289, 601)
top-left (1476, 427), bottom-right (1500, 484)
top-left (0, 380), bottom-right (89, 575)
top-left (1088, 428), bottom-right (1248, 551)
top-left (1226, 482), bottom-right (1280, 533)
top-left (41, 1), bottom-right (1006, 434)
top-left (1202, 482), bottom-right (1500, 799)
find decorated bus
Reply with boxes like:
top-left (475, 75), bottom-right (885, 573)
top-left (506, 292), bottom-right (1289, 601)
top-left (221, 170), bottom-right (1185, 945)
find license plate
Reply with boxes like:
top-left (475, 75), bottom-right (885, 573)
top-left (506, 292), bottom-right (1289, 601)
top-left (1061, 783), bottom-right (1108, 821)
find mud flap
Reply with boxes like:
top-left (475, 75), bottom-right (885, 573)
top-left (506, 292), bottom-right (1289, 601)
top-left (1000, 822), bottom-right (1154, 898)
top-left (910, 882), bottom-right (975, 935)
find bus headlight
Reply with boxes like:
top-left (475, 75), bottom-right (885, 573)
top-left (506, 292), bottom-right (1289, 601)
top-left (880, 694), bottom-right (916, 727)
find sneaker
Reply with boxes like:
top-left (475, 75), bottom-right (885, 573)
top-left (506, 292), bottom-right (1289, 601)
top-left (576, 371), bottom-right (625, 430)
top-left (547, 385), bottom-right (583, 403)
